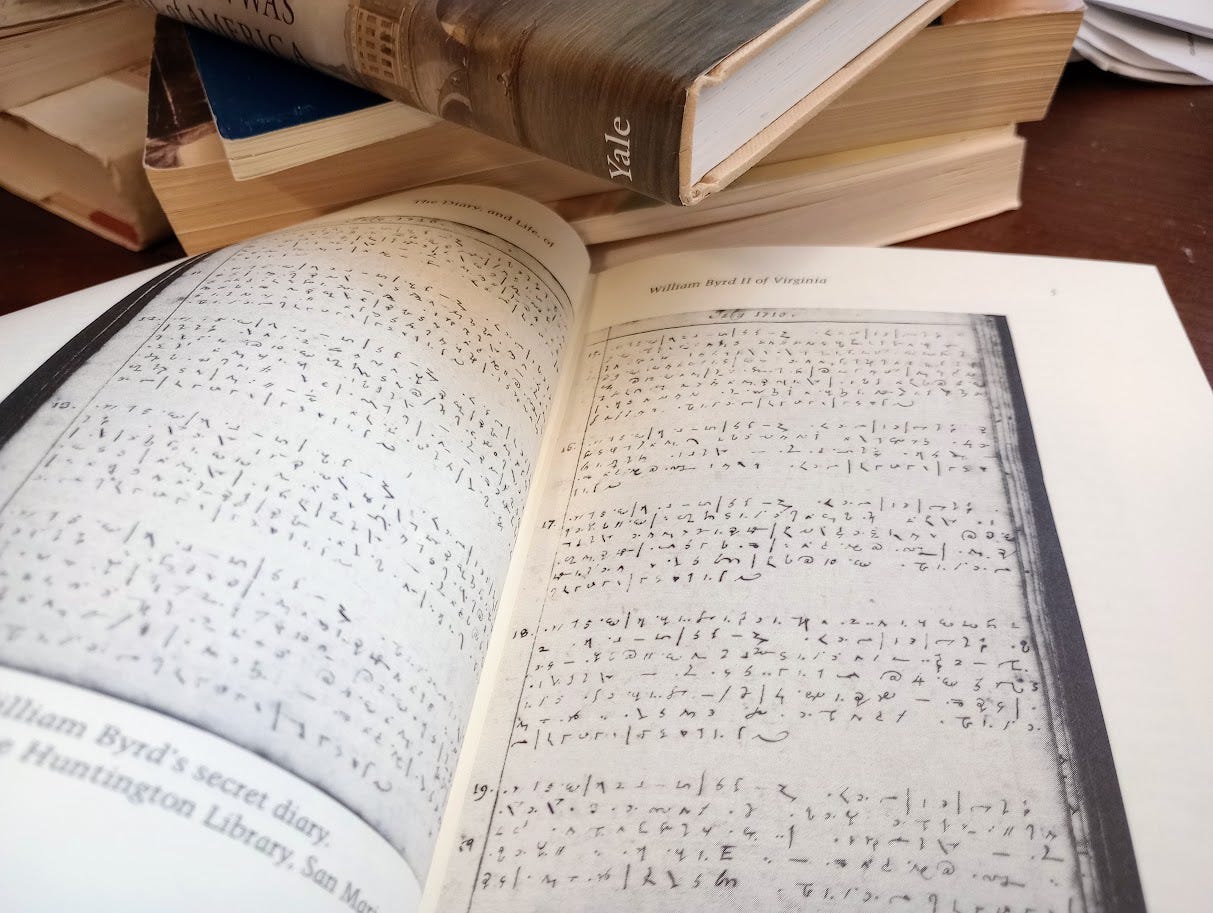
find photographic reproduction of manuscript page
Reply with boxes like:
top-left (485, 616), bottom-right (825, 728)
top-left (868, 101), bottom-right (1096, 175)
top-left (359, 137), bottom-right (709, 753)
top-left (439, 262), bottom-right (1144, 912)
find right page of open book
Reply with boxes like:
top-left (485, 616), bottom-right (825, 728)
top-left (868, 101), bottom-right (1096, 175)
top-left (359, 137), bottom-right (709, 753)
top-left (433, 245), bottom-right (1213, 913)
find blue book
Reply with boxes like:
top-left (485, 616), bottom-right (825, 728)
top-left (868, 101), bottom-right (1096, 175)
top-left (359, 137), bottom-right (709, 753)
top-left (184, 26), bottom-right (438, 180)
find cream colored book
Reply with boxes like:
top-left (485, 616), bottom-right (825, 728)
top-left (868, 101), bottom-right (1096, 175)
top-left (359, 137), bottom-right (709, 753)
top-left (2, 185), bottom-right (1210, 913)
top-left (768, 0), bottom-right (1082, 162)
top-left (555, 127), bottom-right (1024, 269)
top-left (0, 63), bottom-right (169, 250)
top-left (0, 2), bottom-right (154, 109)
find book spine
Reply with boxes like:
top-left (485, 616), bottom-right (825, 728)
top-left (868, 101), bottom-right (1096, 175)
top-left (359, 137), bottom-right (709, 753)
top-left (456, 3), bottom-right (689, 204)
top-left (133, 0), bottom-right (692, 203)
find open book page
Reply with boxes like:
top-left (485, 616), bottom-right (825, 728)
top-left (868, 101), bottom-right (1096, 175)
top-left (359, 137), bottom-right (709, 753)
top-left (432, 246), bottom-right (1213, 912)
top-left (0, 187), bottom-right (589, 911)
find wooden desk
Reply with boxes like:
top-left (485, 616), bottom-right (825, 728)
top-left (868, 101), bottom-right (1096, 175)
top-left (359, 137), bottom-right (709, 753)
top-left (902, 62), bottom-right (1212, 379)
top-left (1, 62), bottom-right (1209, 374)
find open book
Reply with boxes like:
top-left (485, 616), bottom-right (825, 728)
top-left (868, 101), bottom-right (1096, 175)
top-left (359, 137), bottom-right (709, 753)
top-left (1, 187), bottom-right (1210, 912)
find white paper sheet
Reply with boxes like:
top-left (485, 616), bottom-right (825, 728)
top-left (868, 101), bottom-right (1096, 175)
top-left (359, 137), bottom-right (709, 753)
top-left (1092, 0), bottom-right (1213, 39)
top-left (1087, 3), bottom-right (1213, 79)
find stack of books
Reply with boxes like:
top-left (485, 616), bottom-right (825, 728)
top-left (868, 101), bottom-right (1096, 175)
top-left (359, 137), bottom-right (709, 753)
top-left (0, 0), bottom-right (1082, 259)
top-left (138, 0), bottom-right (1081, 262)
top-left (0, 0), bottom-right (164, 248)
top-left (4, 0), bottom-right (1077, 258)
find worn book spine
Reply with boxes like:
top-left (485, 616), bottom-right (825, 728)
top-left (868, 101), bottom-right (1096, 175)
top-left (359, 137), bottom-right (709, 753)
top-left (131, 0), bottom-right (816, 204)
top-left (0, 64), bottom-right (169, 250)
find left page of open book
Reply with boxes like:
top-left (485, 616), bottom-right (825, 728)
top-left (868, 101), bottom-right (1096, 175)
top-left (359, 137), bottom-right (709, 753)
top-left (0, 186), bottom-right (589, 911)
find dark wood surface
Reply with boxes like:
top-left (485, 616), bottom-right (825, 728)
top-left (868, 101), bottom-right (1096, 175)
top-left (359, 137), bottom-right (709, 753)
top-left (1, 61), bottom-right (1209, 374)
top-left (901, 61), bottom-right (1212, 379)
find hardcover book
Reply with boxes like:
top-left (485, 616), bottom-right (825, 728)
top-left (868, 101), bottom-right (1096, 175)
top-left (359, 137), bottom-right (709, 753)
top-left (1, 185), bottom-right (1210, 912)
top-left (131, 0), bottom-right (958, 203)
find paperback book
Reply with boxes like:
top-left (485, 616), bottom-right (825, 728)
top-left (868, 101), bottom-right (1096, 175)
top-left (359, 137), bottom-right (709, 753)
top-left (0, 62), bottom-right (169, 249)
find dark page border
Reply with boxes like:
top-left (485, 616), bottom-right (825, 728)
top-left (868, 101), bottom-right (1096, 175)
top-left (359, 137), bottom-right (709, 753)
top-left (994, 316), bottom-right (1145, 912)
